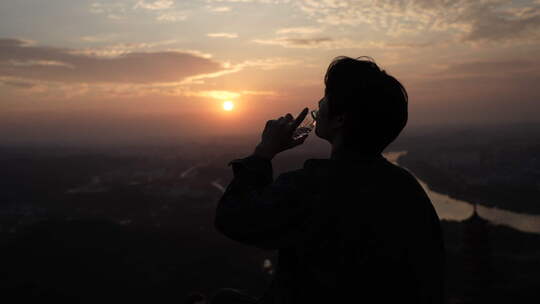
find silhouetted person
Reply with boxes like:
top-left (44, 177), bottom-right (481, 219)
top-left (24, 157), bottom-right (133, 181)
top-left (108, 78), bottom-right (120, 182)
top-left (213, 56), bottom-right (445, 303)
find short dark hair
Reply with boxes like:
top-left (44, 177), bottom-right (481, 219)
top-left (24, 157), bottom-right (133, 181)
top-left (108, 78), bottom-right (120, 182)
top-left (324, 56), bottom-right (408, 154)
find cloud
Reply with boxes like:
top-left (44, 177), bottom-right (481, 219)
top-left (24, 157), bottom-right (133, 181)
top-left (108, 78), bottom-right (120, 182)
top-left (403, 58), bottom-right (540, 125)
top-left (276, 27), bottom-right (322, 34)
top-left (133, 0), bottom-right (188, 22)
top-left (384, 41), bottom-right (440, 49)
top-left (296, 0), bottom-right (540, 43)
top-left (207, 32), bottom-right (239, 38)
top-left (81, 33), bottom-right (120, 43)
top-left (70, 40), bottom-right (179, 58)
top-left (237, 57), bottom-right (302, 70)
top-left (186, 90), bottom-right (241, 100)
top-left (90, 2), bottom-right (126, 14)
top-left (239, 90), bottom-right (278, 96)
top-left (461, 4), bottom-right (540, 42)
top-left (206, 6), bottom-right (232, 12)
top-left (8, 59), bottom-right (74, 68)
top-left (0, 78), bottom-right (35, 88)
top-left (156, 11), bottom-right (188, 22)
top-left (184, 89), bottom-right (278, 100)
top-left (90, 2), bottom-right (128, 20)
top-left (252, 36), bottom-right (435, 49)
top-left (91, 1), bottom-right (188, 22)
top-left (206, 0), bottom-right (255, 3)
top-left (411, 58), bottom-right (540, 103)
top-left (180, 56), bottom-right (302, 85)
top-left (0, 40), bottom-right (310, 100)
top-left (438, 59), bottom-right (540, 76)
top-left (0, 38), bottom-right (229, 84)
top-left (205, 0), bottom-right (291, 4)
top-left (253, 37), bottom-right (334, 48)
top-left (134, 0), bottom-right (174, 10)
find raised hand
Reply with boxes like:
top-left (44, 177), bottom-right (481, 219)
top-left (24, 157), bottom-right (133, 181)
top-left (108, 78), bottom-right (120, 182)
top-left (253, 107), bottom-right (310, 160)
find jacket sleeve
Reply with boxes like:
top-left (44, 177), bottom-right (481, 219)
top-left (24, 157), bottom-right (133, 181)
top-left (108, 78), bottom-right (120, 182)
top-left (214, 154), bottom-right (314, 250)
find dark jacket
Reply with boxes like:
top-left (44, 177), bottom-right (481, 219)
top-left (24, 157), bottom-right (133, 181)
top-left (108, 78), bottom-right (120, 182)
top-left (214, 153), bottom-right (445, 304)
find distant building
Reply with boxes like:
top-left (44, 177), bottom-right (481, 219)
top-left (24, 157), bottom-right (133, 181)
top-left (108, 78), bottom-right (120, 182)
top-left (460, 203), bottom-right (493, 304)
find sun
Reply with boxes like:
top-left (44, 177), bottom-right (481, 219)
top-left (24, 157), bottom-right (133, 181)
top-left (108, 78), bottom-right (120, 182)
top-left (222, 100), bottom-right (234, 111)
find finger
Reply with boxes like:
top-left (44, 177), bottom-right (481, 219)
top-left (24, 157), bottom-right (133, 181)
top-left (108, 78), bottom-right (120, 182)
top-left (265, 120), bottom-right (273, 129)
top-left (289, 133), bottom-right (309, 148)
top-left (285, 113), bottom-right (293, 121)
top-left (291, 107), bottom-right (309, 130)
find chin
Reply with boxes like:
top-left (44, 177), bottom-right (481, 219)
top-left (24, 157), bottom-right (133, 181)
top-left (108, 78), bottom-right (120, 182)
top-left (314, 128), bottom-right (326, 140)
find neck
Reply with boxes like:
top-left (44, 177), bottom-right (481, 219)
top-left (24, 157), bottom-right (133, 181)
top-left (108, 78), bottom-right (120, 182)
top-left (330, 132), bottom-right (381, 161)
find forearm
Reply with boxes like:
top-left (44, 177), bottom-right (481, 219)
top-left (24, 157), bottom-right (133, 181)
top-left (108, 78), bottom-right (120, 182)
top-left (214, 153), bottom-right (312, 249)
top-left (225, 154), bottom-right (274, 196)
top-left (216, 153), bottom-right (273, 216)
top-left (253, 143), bottom-right (277, 161)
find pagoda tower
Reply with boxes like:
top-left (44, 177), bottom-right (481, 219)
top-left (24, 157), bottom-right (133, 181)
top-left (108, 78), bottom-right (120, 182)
top-left (460, 203), bottom-right (494, 303)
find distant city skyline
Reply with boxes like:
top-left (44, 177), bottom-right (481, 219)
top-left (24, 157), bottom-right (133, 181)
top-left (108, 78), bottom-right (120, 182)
top-left (1, 0), bottom-right (539, 144)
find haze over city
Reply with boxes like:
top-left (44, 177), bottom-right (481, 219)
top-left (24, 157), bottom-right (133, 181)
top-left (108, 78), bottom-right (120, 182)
top-left (1, 0), bottom-right (539, 145)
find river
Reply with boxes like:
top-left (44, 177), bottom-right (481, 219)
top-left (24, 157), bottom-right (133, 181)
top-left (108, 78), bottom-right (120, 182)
top-left (385, 151), bottom-right (540, 234)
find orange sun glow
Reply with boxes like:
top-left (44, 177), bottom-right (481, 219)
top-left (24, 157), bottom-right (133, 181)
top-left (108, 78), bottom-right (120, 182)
top-left (223, 101), bottom-right (234, 111)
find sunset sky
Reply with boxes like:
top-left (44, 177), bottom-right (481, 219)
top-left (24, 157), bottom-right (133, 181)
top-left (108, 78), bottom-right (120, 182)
top-left (1, 0), bottom-right (540, 145)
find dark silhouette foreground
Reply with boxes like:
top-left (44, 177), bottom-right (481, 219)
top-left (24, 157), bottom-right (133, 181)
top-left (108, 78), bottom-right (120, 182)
top-left (213, 56), bottom-right (445, 303)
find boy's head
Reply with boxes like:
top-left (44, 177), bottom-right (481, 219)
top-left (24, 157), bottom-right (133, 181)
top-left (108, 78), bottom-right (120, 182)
top-left (315, 56), bottom-right (408, 154)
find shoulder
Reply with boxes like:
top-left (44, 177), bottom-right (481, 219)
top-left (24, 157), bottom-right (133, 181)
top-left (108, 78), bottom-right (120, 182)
top-left (377, 160), bottom-right (436, 219)
top-left (379, 159), bottom-right (424, 190)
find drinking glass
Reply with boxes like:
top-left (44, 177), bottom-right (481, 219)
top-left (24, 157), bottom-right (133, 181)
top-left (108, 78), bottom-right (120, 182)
top-left (292, 110), bottom-right (318, 140)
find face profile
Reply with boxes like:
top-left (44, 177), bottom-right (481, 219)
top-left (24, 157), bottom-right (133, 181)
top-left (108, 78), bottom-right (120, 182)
top-left (314, 95), bottom-right (345, 143)
top-left (314, 96), bottom-right (325, 139)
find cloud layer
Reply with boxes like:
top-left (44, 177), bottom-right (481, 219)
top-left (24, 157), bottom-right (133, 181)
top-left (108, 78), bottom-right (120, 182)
top-left (297, 0), bottom-right (540, 43)
top-left (0, 38), bottom-right (227, 84)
